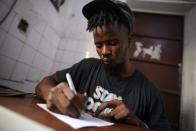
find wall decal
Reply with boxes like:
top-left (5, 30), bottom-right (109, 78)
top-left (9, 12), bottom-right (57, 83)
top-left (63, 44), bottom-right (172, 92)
top-left (133, 42), bottom-right (143, 58)
top-left (133, 41), bottom-right (162, 61)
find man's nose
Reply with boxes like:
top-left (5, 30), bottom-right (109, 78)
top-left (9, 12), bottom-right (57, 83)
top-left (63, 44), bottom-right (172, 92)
top-left (102, 45), bottom-right (111, 56)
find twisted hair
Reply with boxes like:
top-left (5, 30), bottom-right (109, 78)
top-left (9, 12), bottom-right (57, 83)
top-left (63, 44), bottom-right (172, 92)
top-left (87, 9), bottom-right (133, 34)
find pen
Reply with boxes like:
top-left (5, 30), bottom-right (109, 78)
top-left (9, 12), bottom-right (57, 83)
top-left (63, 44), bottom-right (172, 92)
top-left (66, 73), bottom-right (85, 116)
top-left (66, 73), bottom-right (77, 94)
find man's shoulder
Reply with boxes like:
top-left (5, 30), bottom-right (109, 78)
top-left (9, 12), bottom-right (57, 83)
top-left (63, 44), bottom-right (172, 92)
top-left (79, 58), bottom-right (102, 68)
top-left (134, 70), bottom-right (160, 94)
top-left (81, 58), bottom-right (101, 64)
top-left (79, 58), bottom-right (100, 65)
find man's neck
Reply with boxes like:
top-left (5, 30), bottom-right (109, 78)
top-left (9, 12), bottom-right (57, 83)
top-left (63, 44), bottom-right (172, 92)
top-left (119, 60), bottom-right (135, 78)
top-left (106, 60), bottom-right (135, 78)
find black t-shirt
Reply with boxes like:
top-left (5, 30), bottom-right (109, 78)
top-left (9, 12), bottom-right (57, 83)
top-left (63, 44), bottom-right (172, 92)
top-left (56, 58), bottom-right (172, 131)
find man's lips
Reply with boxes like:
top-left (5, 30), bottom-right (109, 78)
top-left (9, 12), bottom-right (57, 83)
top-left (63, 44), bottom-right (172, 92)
top-left (102, 58), bottom-right (112, 64)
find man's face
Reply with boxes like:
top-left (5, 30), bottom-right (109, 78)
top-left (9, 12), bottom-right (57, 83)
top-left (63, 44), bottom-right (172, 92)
top-left (93, 23), bottom-right (130, 70)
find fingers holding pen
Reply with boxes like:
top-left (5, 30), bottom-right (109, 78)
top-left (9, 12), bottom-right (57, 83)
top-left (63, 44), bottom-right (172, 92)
top-left (47, 84), bottom-right (69, 113)
top-left (61, 87), bottom-right (86, 117)
top-left (46, 82), bottom-right (87, 117)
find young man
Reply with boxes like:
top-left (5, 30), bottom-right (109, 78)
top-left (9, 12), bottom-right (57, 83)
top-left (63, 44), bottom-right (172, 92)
top-left (36, 0), bottom-right (172, 130)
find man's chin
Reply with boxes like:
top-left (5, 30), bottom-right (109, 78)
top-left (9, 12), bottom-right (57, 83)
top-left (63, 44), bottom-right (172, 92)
top-left (103, 62), bottom-right (113, 69)
top-left (103, 61), bottom-right (111, 65)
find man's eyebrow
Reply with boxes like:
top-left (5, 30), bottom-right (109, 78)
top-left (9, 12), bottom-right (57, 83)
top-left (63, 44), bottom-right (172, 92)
top-left (95, 38), bottom-right (119, 44)
top-left (108, 38), bottom-right (119, 41)
top-left (94, 41), bottom-right (101, 44)
top-left (105, 38), bottom-right (119, 43)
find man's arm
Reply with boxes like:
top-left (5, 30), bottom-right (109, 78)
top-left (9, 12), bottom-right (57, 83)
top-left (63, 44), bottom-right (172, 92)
top-left (35, 73), bottom-right (87, 117)
top-left (35, 74), bottom-right (58, 101)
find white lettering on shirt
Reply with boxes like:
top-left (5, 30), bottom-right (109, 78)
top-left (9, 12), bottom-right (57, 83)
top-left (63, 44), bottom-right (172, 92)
top-left (85, 85), bottom-right (122, 113)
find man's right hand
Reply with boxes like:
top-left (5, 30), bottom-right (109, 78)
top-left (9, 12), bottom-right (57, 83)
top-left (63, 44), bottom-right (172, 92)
top-left (46, 82), bottom-right (87, 118)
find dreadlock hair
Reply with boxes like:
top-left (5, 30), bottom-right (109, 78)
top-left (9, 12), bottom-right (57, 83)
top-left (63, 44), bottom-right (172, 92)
top-left (86, 9), bottom-right (133, 34)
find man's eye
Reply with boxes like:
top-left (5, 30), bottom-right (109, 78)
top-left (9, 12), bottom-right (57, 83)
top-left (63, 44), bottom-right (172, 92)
top-left (95, 43), bottom-right (102, 48)
top-left (108, 40), bottom-right (118, 46)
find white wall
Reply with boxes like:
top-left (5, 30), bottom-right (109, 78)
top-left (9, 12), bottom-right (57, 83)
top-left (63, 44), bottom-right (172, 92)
top-left (180, 4), bottom-right (196, 131)
top-left (0, 0), bottom-right (98, 93)
top-left (0, 0), bottom-right (61, 92)
top-left (0, 0), bottom-right (126, 92)
top-left (51, 0), bottom-right (98, 72)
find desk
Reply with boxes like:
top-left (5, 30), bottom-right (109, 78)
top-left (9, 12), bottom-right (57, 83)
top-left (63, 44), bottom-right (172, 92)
top-left (0, 95), bottom-right (151, 131)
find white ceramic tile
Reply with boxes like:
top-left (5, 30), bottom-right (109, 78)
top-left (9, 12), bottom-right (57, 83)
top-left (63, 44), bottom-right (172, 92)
top-left (43, 26), bottom-right (54, 43)
top-left (39, 70), bottom-right (49, 81)
top-left (62, 50), bottom-right (75, 64)
top-left (32, 53), bottom-right (45, 69)
top-left (38, 37), bottom-right (57, 60)
top-left (29, 0), bottom-right (66, 35)
top-left (1, 0), bottom-right (15, 7)
top-left (65, 16), bottom-right (90, 41)
top-left (38, 38), bottom-right (50, 57)
top-left (1, 79), bottom-right (36, 93)
top-left (59, 63), bottom-right (71, 71)
top-left (52, 62), bottom-right (71, 73)
top-left (0, 34), bottom-right (24, 60)
top-left (18, 44), bottom-right (36, 65)
top-left (0, 79), bottom-right (22, 91)
top-left (26, 67), bottom-right (40, 82)
top-left (10, 62), bottom-right (29, 82)
top-left (33, 18), bottom-right (46, 35)
top-left (51, 62), bottom-right (64, 73)
top-left (90, 52), bottom-right (99, 58)
top-left (58, 39), bottom-right (67, 50)
top-left (41, 57), bottom-right (53, 72)
top-left (22, 8), bottom-right (48, 43)
top-left (24, 8), bottom-right (46, 35)
top-left (75, 39), bottom-right (93, 53)
top-left (52, 35), bottom-right (60, 49)
top-left (26, 29), bottom-right (41, 50)
top-left (73, 52), bottom-right (86, 62)
top-left (13, 0), bottom-right (33, 18)
top-left (68, 29), bottom-right (90, 42)
top-left (0, 29), bottom-right (7, 48)
top-left (0, 9), bottom-right (16, 32)
top-left (22, 81), bottom-right (37, 93)
top-left (23, 0), bottom-right (47, 34)
top-left (9, 14), bottom-right (26, 42)
top-left (48, 46), bottom-right (57, 60)
top-left (0, 55), bottom-right (16, 79)
top-left (55, 50), bottom-right (64, 62)
top-left (89, 47), bottom-right (99, 58)
top-left (0, 2), bottom-right (9, 24)
top-left (43, 25), bottom-right (60, 48)
top-left (50, 62), bottom-right (60, 73)
top-left (64, 39), bottom-right (77, 51)
top-left (48, 29), bottom-right (60, 48)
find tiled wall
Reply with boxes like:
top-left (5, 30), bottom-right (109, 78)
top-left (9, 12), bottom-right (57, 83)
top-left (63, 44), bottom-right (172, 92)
top-left (51, 0), bottom-right (98, 72)
top-left (0, 0), bottom-right (98, 93)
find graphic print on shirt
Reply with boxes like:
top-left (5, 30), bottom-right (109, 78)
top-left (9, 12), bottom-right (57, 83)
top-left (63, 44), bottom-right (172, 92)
top-left (85, 85), bottom-right (123, 114)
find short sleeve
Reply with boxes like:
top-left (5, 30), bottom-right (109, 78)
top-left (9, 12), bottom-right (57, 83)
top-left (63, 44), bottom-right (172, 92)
top-left (55, 58), bottom-right (100, 91)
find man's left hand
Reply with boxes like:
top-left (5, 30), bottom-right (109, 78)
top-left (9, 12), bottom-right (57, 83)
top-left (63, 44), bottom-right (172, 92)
top-left (94, 99), bottom-right (145, 127)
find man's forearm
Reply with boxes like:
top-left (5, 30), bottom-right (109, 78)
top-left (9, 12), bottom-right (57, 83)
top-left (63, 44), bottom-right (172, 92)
top-left (35, 75), bottom-right (58, 101)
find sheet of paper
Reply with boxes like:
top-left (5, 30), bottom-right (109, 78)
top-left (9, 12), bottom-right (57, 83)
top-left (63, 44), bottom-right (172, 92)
top-left (37, 104), bottom-right (114, 129)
